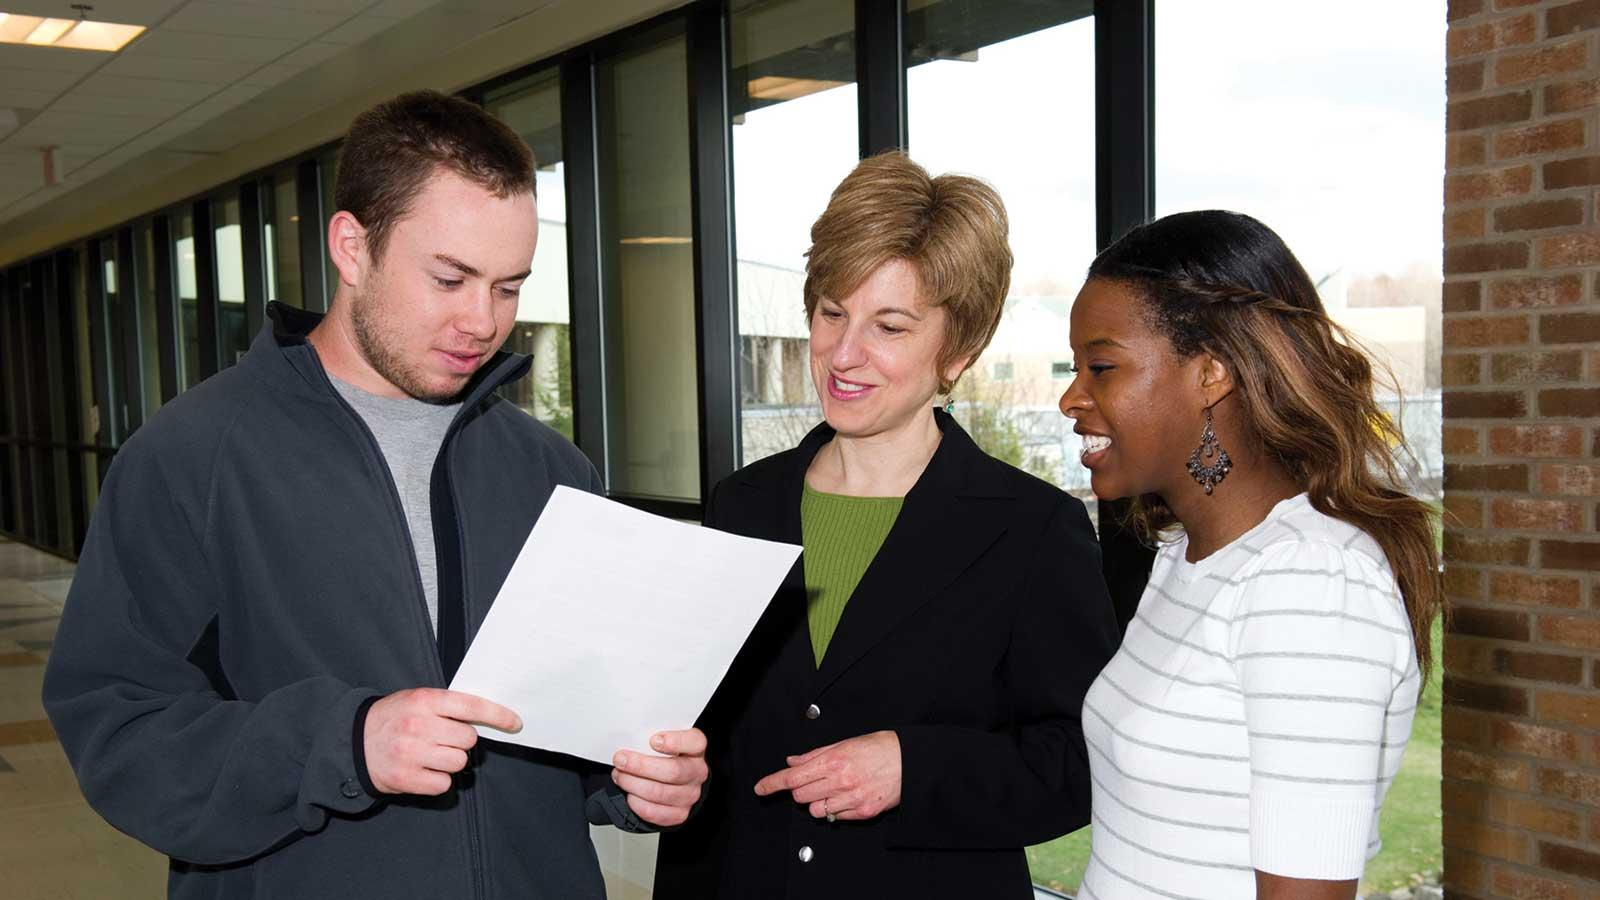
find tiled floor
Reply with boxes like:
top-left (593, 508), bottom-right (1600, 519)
top-left (0, 538), bottom-right (167, 899)
top-left (0, 537), bottom-right (657, 900)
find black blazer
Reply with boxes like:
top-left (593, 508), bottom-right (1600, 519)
top-left (655, 410), bottom-right (1120, 900)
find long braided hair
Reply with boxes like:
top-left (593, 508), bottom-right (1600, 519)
top-left (1089, 210), bottom-right (1444, 680)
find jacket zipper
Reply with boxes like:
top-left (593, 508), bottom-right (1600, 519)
top-left (433, 429), bottom-right (489, 900)
top-left (307, 357), bottom-right (485, 900)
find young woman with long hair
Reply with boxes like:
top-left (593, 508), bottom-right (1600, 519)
top-left (1060, 210), bottom-right (1445, 900)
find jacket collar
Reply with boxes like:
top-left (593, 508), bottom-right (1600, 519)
top-left (252, 301), bottom-right (533, 414)
top-left (765, 408), bottom-right (1019, 693)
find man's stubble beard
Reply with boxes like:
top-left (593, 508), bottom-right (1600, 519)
top-left (349, 277), bottom-right (460, 405)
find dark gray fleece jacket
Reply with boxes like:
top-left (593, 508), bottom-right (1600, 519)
top-left (43, 303), bottom-right (644, 900)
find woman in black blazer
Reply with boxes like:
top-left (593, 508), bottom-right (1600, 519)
top-left (653, 153), bottom-right (1120, 899)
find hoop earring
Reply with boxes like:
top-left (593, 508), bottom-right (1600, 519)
top-left (1187, 406), bottom-right (1232, 495)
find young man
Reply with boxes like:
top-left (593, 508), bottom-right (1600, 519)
top-left (42, 90), bottom-right (706, 900)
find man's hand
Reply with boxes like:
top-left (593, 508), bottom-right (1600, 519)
top-left (753, 730), bottom-right (901, 822)
top-left (363, 688), bottom-right (521, 795)
top-left (610, 728), bottom-right (709, 827)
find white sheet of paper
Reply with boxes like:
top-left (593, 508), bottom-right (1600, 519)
top-left (448, 485), bottom-right (800, 764)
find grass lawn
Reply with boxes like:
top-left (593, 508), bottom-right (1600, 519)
top-left (1027, 622), bottom-right (1444, 894)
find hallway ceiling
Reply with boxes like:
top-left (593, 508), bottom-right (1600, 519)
top-left (0, 0), bottom-right (558, 240)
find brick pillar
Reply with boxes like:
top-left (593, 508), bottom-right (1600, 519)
top-left (1442, 0), bottom-right (1600, 897)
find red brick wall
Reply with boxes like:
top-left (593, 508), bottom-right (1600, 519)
top-left (1443, 0), bottom-right (1600, 897)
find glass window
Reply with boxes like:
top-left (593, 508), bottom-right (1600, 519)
top-left (174, 211), bottom-right (201, 390)
top-left (69, 250), bottom-right (99, 515)
top-left (99, 236), bottom-right (127, 441)
top-left (485, 72), bottom-right (574, 440)
top-left (264, 169), bottom-right (303, 308)
top-left (136, 222), bottom-right (163, 414)
top-left (906, 0), bottom-right (1095, 510)
top-left (729, 0), bottom-right (858, 465)
top-left (1158, 0), bottom-right (1444, 509)
top-left (596, 26), bottom-right (701, 501)
top-left (214, 195), bottom-right (250, 368)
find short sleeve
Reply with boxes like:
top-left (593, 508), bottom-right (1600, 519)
top-left (1225, 540), bottom-right (1419, 880)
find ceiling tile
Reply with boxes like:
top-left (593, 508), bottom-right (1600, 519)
top-left (122, 29), bottom-right (301, 63)
top-left (276, 40), bottom-right (343, 68)
top-left (0, 87), bottom-right (62, 109)
top-left (368, 0), bottom-right (443, 15)
top-left (73, 72), bottom-right (218, 102)
top-left (161, 2), bottom-right (350, 40)
top-left (52, 90), bottom-right (194, 117)
top-left (0, 66), bottom-right (85, 92)
top-left (98, 53), bottom-right (259, 82)
top-left (31, 108), bottom-right (163, 130)
top-left (318, 15), bottom-right (402, 46)
top-left (0, 44), bottom-right (108, 74)
top-left (238, 62), bottom-right (309, 88)
top-left (255, 0), bottom-right (379, 13)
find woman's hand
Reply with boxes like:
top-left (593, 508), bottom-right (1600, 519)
top-left (753, 730), bottom-right (902, 822)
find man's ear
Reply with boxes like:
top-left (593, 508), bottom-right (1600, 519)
top-left (327, 211), bottom-right (369, 292)
top-left (1197, 353), bottom-right (1235, 409)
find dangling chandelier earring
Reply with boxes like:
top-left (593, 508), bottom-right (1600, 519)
top-left (1187, 406), bottom-right (1232, 495)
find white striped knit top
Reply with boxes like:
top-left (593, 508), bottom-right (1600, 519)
top-left (1079, 493), bottom-right (1420, 899)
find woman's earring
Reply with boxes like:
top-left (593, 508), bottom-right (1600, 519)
top-left (1187, 406), bottom-right (1232, 495)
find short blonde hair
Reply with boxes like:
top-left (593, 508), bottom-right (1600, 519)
top-left (804, 152), bottom-right (1012, 394)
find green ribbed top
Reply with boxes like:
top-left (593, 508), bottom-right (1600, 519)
top-left (800, 483), bottom-right (904, 667)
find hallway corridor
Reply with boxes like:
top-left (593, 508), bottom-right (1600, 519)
top-left (0, 538), bottom-right (164, 898)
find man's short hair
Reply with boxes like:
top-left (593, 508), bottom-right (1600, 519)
top-left (804, 151), bottom-right (1012, 394)
top-left (335, 89), bottom-right (537, 264)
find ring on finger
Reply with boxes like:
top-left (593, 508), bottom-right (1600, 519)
top-left (824, 798), bottom-right (835, 823)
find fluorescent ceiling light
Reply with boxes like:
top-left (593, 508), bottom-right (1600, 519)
top-left (25, 17), bottom-right (73, 44)
top-left (55, 20), bottom-right (143, 51)
top-left (748, 76), bottom-right (849, 102)
top-left (0, 11), bottom-right (144, 52)
top-left (620, 236), bottom-right (693, 246)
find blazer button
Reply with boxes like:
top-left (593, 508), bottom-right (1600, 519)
top-left (339, 778), bottom-right (362, 799)
top-left (798, 845), bottom-right (815, 863)
top-left (805, 703), bottom-right (821, 720)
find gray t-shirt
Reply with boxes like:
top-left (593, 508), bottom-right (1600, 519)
top-left (332, 377), bottom-right (461, 636)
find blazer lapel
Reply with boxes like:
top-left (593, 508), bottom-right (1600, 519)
top-left (810, 411), bottom-right (1014, 694)
top-left (769, 423), bottom-right (833, 696)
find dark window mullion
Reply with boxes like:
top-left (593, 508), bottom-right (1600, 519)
top-left (20, 264), bottom-right (50, 546)
top-left (115, 226), bottom-right (145, 435)
top-left (152, 215), bottom-right (180, 403)
top-left (192, 199), bottom-right (221, 380)
top-left (239, 180), bottom-right (269, 342)
top-left (84, 241), bottom-right (116, 446)
top-left (38, 256), bottom-right (71, 552)
top-left (1093, 0), bottom-right (1157, 630)
top-left (296, 158), bottom-right (328, 313)
top-left (54, 249), bottom-right (89, 553)
top-left (0, 270), bottom-right (16, 536)
top-left (857, 0), bottom-right (908, 158)
top-left (686, 2), bottom-right (740, 488)
top-left (561, 55), bottom-right (610, 485)
top-left (3, 271), bottom-right (29, 538)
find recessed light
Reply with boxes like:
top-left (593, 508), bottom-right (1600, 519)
top-left (0, 6), bottom-right (144, 52)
